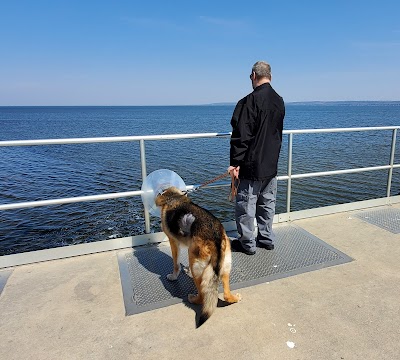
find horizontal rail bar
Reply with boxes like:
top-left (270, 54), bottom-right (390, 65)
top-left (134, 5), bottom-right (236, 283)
top-left (2, 162), bottom-right (399, 210)
top-left (3, 195), bottom-right (400, 269)
top-left (0, 191), bottom-right (143, 211)
top-left (0, 132), bottom-right (231, 147)
top-left (1, 127), bottom-right (399, 212)
top-left (0, 185), bottom-right (197, 211)
top-left (1, 126), bottom-right (400, 147)
top-left (281, 164), bottom-right (400, 180)
top-left (285, 126), bottom-right (399, 134)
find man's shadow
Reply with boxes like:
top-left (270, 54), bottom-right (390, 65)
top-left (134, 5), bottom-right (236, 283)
top-left (133, 243), bottom-right (233, 326)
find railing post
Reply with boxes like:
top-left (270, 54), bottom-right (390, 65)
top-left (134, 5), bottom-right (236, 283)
top-left (139, 139), bottom-right (151, 234)
top-left (387, 129), bottom-right (397, 198)
top-left (286, 133), bottom-right (293, 217)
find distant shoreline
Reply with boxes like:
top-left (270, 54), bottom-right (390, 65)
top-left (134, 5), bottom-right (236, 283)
top-left (285, 101), bottom-right (400, 106)
top-left (210, 101), bottom-right (400, 106)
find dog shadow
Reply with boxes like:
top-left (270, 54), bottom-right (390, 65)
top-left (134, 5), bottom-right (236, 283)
top-left (133, 243), bottom-right (236, 326)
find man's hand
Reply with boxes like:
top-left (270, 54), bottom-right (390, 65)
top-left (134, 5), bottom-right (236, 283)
top-left (228, 166), bottom-right (240, 179)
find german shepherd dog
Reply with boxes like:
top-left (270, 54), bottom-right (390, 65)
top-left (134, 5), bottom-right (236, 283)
top-left (155, 187), bottom-right (241, 327)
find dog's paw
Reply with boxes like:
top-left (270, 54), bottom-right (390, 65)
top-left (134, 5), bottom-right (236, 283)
top-left (224, 292), bottom-right (242, 303)
top-left (166, 273), bottom-right (179, 281)
top-left (183, 266), bottom-right (193, 278)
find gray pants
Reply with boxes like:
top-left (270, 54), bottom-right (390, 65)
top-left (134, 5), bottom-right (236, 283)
top-left (235, 177), bottom-right (277, 252)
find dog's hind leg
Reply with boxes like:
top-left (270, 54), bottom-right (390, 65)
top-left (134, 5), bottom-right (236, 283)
top-left (187, 275), bottom-right (203, 305)
top-left (187, 256), bottom-right (206, 304)
top-left (167, 237), bottom-right (181, 281)
top-left (221, 273), bottom-right (241, 303)
top-left (221, 250), bottom-right (242, 303)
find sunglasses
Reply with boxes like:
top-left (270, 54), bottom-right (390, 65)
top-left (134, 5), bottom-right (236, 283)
top-left (249, 73), bottom-right (254, 80)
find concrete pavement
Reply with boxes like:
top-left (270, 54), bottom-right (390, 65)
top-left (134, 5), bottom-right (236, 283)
top-left (1, 204), bottom-right (400, 360)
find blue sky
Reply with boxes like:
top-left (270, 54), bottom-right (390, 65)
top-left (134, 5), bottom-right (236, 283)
top-left (1, 0), bottom-right (399, 105)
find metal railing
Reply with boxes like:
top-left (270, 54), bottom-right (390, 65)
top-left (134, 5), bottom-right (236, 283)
top-left (1, 126), bottom-right (399, 235)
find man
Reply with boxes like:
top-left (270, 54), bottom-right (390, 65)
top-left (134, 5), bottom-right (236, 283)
top-left (228, 61), bottom-right (285, 255)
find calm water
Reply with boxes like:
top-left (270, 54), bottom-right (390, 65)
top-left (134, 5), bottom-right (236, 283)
top-left (1, 103), bottom-right (399, 255)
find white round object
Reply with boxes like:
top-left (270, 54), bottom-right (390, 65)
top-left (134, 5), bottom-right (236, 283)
top-left (141, 169), bottom-right (186, 217)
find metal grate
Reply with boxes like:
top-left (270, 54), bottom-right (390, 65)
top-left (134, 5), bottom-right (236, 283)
top-left (117, 225), bottom-right (352, 315)
top-left (0, 270), bottom-right (12, 297)
top-left (354, 207), bottom-right (400, 234)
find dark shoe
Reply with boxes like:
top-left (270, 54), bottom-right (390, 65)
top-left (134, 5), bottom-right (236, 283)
top-left (231, 240), bottom-right (256, 255)
top-left (257, 242), bottom-right (275, 250)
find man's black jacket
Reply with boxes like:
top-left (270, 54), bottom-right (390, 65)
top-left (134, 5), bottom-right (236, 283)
top-left (230, 83), bottom-right (285, 181)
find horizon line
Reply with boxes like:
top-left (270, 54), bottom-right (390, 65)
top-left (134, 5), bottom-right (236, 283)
top-left (1, 100), bottom-right (400, 107)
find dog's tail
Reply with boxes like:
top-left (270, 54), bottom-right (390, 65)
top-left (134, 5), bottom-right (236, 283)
top-left (197, 263), bottom-right (219, 327)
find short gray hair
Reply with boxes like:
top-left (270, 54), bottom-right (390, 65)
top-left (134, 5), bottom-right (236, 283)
top-left (252, 61), bottom-right (271, 80)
